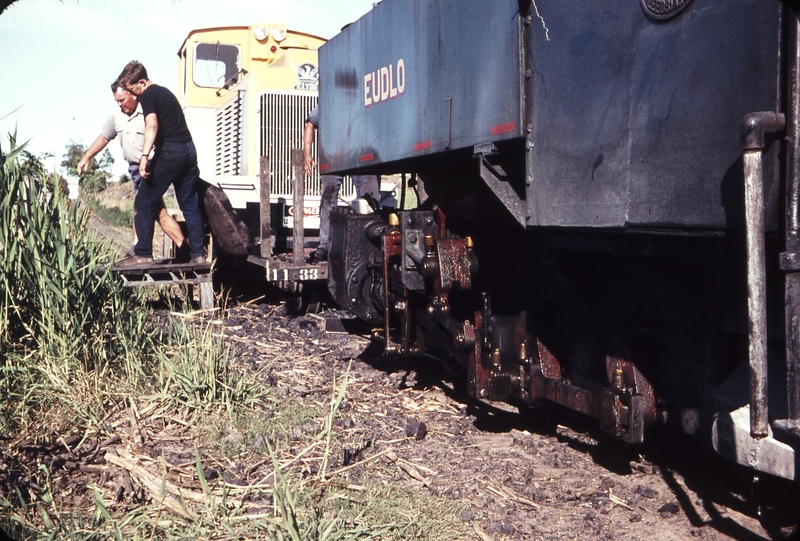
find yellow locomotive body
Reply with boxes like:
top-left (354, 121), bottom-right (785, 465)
top-left (177, 23), bottom-right (347, 230)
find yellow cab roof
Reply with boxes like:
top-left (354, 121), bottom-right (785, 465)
top-left (177, 25), bottom-right (327, 57)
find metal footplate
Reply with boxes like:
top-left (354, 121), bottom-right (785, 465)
top-left (712, 406), bottom-right (797, 481)
top-left (109, 260), bottom-right (214, 310)
top-left (247, 254), bottom-right (328, 282)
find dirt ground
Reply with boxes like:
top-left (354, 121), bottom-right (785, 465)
top-left (256, 305), bottom-right (800, 541)
top-left (2, 298), bottom-right (799, 540)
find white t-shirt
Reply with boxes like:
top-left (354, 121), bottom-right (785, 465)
top-left (101, 105), bottom-right (145, 165)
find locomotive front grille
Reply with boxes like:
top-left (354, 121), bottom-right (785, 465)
top-left (259, 92), bottom-right (354, 198)
top-left (260, 92), bottom-right (318, 196)
top-left (215, 90), bottom-right (244, 176)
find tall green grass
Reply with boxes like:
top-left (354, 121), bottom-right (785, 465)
top-left (152, 311), bottom-right (269, 418)
top-left (0, 135), bottom-right (469, 540)
top-left (0, 134), bottom-right (271, 538)
top-left (1, 138), bottom-right (128, 359)
top-left (0, 134), bottom-right (257, 428)
top-left (0, 135), bottom-right (152, 432)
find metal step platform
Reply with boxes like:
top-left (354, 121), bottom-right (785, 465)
top-left (109, 259), bottom-right (214, 310)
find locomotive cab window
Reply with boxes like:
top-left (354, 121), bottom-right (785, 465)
top-left (193, 42), bottom-right (240, 88)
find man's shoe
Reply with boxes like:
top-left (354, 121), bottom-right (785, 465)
top-left (308, 247), bottom-right (328, 264)
top-left (114, 254), bottom-right (154, 268)
top-left (189, 256), bottom-right (208, 265)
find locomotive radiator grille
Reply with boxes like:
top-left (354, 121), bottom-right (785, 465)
top-left (215, 90), bottom-right (244, 176)
top-left (259, 92), bottom-right (354, 197)
top-left (260, 92), bottom-right (318, 196)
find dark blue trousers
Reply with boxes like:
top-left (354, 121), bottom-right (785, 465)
top-left (133, 141), bottom-right (205, 259)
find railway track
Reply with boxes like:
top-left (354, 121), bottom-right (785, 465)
top-left (86, 212), bottom-right (172, 259)
top-left (87, 213), bottom-right (130, 254)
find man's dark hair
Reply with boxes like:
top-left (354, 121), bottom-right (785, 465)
top-left (117, 61), bottom-right (149, 87)
top-left (111, 80), bottom-right (121, 93)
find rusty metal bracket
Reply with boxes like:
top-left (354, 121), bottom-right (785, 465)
top-left (468, 311), bottom-right (492, 399)
top-left (536, 338), bottom-right (562, 380)
top-left (605, 337), bottom-right (657, 428)
top-left (528, 368), bottom-right (650, 444)
top-left (436, 238), bottom-right (473, 292)
top-left (382, 227), bottom-right (404, 354)
top-left (599, 390), bottom-right (647, 444)
top-left (530, 369), bottom-right (600, 418)
top-left (524, 336), bottom-right (655, 444)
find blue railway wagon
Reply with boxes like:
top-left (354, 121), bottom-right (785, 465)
top-left (318, 0), bottom-right (800, 487)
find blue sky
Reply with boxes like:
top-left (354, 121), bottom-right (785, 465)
top-left (0, 0), bottom-right (376, 179)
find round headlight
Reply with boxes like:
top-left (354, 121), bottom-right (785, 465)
top-left (271, 27), bottom-right (287, 42)
top-left (253, 25), bottom-right (268, 41)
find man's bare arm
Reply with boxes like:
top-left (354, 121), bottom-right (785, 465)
top-left (303, 121), bottom-right (316, 177)
top-left (77, 134), bottom-right (111, 175)
top-left (139, 112), bottom-right (159, 178)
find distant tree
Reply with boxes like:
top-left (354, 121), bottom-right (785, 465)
top-left (61, 141), bottom-right (113, 193)
top-left (118, 173), bottom-right (132, 184)
top-left (0, 1), bottom-right (19, 16)
top-left (49, 172), bottom-right (69, 196)
top-left (2, 1), bottom-right (74, 17)
top-left (20, 150), bottom-right (46, 179)
top-left (20, 150), bottom-right (68, 196)
top-left (61, 142), bottom-right (84, 175)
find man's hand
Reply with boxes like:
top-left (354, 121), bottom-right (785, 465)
top-left (304, 153), bottom-right (315, 177)
top-left (139, 155), bottom-right (150, 179)
top-left (77, 156), bottom-right (90, 176)
top-left (77, 135), bottom-right (111, 176)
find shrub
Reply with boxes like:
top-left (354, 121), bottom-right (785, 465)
top-left (0, 134), bottom-right (149, 431)
top-left (84, 194), bottom-right (134, 228)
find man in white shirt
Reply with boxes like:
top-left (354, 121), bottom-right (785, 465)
top-left (78, 81), bottom-right (185, 253)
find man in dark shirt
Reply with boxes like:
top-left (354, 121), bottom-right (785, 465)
top-left (114, 60), bottom-right (206, 266)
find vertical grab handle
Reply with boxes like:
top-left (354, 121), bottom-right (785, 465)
top-left (742, 111), bottom-right (785, 438)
